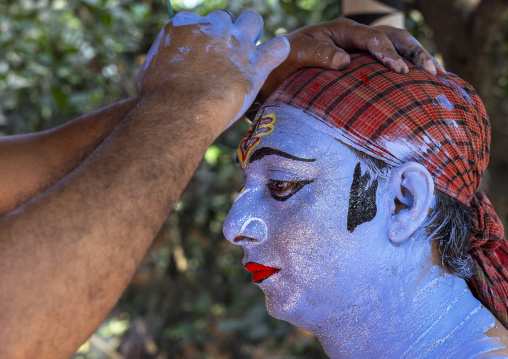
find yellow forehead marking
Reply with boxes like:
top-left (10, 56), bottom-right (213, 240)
top-left (237, 113), bottom-right (276, 168)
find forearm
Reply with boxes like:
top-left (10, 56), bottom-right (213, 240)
top-left (0, 94), bottom-right (219, 359)
top-left (0, 9), bottom-right (290, 358)
top-left (0, 96), bottom-right (139, 216)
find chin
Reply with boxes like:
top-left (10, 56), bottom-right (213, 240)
top-left (264, 291), bottom-right (316, 332)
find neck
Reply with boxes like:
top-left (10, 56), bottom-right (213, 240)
top-left (315, 266), bottom-right (504, 358)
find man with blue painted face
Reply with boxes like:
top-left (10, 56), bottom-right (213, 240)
top-left (224, 54), bottom-right (508, 357)
top-left (0, 10), bottom-right (441, 359)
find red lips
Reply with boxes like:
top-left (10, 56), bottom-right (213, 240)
top-left (245, 262), bottom-right (280, 282)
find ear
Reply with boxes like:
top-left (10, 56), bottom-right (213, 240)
top-left (386, 162), bottom-right (434, 244)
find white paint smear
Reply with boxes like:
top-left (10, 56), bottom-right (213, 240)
top-left (240, 217), bottom-right (268, 242)
top-left (436, 94), bottom-right (454, 111)
top-left (234, 188), bottom-right (250, 203)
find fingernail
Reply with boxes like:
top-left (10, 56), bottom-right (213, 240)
top-left (425, 59), bottom-right (437, 76)
top-left (332, 53), bottom-right (349, 69)
top-left (397, 59), bottom-right (409, 74)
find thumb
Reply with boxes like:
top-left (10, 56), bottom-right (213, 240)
top-left (291, 35), bottom-right (350, 70)
top-left (256, 35), bottom-right (290, 75)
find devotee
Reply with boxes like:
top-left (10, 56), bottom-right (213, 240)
top-left (0, 10), bottom-right (439, 359)
top-left (224, 53), bottom-right (508, 357)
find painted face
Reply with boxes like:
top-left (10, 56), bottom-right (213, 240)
top-left (223, 104), bottom-right (395, 331)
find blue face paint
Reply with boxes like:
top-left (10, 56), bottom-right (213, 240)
top-left (224, 105), bottom-right (392, 331)
top-left (223, 104), bottom-right (504, 358)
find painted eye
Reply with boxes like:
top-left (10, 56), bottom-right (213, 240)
top-left (267, 179), bottom-right (315, 201)
top-left (268, 180), bottom-right (294, 195)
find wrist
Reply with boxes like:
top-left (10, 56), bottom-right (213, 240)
top-left (138, 89), bottom-right (231, 140)
top-left (139, 80), bottom-right (243, 138)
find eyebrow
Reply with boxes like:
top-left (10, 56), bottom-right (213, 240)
top-left (248, 147), bottom-right (316, 164)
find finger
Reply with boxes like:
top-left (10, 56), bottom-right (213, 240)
top-left (171, 12), bottom-right (203, 26)
top-left (395, 33), bottom-right (436, 75)
top-left (256, 35), bottom-right (291, 75)
top-left (364, 29), bottom-right (408, 74)
top-left (375, 27), bottom-right (439, 76)
top-left (324, 19), bottom-right (408, 74)
top-left (219, 10), bottom-right (236, 22)
top-left (235, 10), bottom-right (264, 43)
top-left (289, 34), bottom-right (350, 70)
top-left (205, 9), bottom-right (236, 23)
top-left (431, 55), bottom-right (446, 74)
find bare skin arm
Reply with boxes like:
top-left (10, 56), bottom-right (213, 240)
top-left (0, 11), bottom-right (290, 359)
top-left (0, 96), bottom-right (139, 216)
top-left (0, 18), bottom-right (439, 218)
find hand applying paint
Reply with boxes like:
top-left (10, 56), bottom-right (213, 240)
top-left (260, 17), bottom-right (443, 99)
top-left (136, 10), bottom-right (290, 133)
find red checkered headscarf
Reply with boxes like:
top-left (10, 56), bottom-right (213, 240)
top-left (261, 53), bottom-right (508, 327)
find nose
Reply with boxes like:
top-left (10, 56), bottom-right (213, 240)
top-left (223, 190), bottom-right (268, 245)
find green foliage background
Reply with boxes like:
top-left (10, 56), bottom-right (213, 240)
top-left (0, 1), bottom-right (451, 358)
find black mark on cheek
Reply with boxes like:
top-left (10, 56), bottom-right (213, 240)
top-left (347, 162), bottom-right (378, 233)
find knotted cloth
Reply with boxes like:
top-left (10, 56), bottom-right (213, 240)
top-left (261, 53), bottom-right (508, 327)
